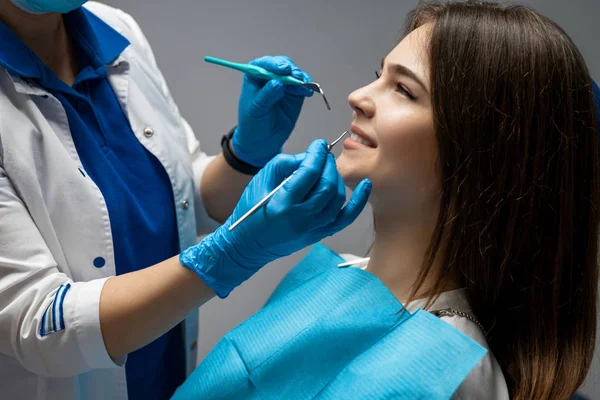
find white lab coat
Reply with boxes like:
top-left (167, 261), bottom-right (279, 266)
top-left (0, 3), bottom-right (220, 399)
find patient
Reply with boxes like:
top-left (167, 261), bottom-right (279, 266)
top-left (175, 2), bottom-right (599, 399)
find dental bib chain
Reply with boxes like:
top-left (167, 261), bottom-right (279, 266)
top-left (431, 309), bottom-right (488, 339)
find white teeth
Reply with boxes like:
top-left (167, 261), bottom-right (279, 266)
top-left (350, 132), bottom-right (373, 147)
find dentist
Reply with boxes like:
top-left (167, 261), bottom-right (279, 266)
top-left (0, 1), bottom-right (371, 399)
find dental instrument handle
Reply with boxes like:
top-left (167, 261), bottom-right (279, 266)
top-left (228, 173), bottom-right (295, 232)
top-left (228, 132), bottom-right (348, 232)
top-left (204, 56), bottom-right (303, 86)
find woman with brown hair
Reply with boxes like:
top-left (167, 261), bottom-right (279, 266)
top-left (174, 1), bottom-right (599, 399)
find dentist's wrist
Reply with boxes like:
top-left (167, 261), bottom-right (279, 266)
top-left (221, 126), bottom-right (261, 175)
top-left (179, 228), bottom-right (256, 298)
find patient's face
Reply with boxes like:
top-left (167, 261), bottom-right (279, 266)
top-left (337, 25), bottom-right (439, 215)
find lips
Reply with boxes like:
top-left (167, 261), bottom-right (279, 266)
top-left (349, 132), bottom-right (375, 147)
top-left (349, 125), bottom-right (376, 148)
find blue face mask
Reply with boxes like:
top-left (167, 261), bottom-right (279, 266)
top-left (10, 0), bottom-right (87, 14)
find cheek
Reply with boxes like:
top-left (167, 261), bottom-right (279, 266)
top-left (375, 113), bottom-right (439, 197)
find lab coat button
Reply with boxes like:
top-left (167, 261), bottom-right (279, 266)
top-left (93, 257), bottom-right (106, 268)
top-left (143, 127), bottom-right (154, 137)
top-left (190, 341), bottom-right (197, 350)
top-left (182, 200), bottom-right (189, 209)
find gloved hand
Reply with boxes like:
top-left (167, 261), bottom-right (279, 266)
top-left (231, 55), bottom-right (314, 167)
top-left (180, 140), bottom-right (372, 298)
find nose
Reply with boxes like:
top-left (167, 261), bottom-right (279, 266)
top-left (348, 84), bottom-right (375, 118)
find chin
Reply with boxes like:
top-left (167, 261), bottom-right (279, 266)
top-left (336, 153), bottom-right (369, 190)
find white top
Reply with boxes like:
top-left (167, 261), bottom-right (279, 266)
top-left (0, 3), bottom-right (220, 399)
top-left (340, 254), bottom-right (510, 399)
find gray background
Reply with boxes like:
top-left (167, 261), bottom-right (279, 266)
top-left (100, 0), bottom-right (600, 396)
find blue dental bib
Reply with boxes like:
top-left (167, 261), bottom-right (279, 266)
top-left (173, 243), bottom-right (487, 399)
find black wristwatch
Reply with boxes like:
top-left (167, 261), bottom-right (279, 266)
top-left (221, 127), bottom-right (261, 175)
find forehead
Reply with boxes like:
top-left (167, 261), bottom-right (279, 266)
top-left (385, 24), bottom-right (431, 89)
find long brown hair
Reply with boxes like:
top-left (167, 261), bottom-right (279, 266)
top-left (402, 2), bottom-right (600, 399)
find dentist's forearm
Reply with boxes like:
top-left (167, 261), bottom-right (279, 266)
top-left (201, 152), bottom-right (252, 223)
top-left (99, 255), bottom-right (215, 360)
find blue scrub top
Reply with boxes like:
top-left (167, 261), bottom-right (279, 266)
top-left (0, 8), bottom-right (185, 400)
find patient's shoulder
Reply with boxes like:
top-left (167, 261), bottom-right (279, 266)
top-left (437, 308), bottom-right (509, 399)
top-left (337, 260), bottom-right (509, 398)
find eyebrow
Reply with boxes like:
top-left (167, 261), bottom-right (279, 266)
top-left (380, 57), bottom-right (428, 93)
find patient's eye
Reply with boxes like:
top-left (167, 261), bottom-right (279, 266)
top-left (396, 84), bottom-right (417, 101)
top-left (376, 69), bottom-right (417, 100)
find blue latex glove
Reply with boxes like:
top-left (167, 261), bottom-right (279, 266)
top-left (232, 55), bottom-right (314, 167)
top-left (180, 140), bottom-right (371, 298)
